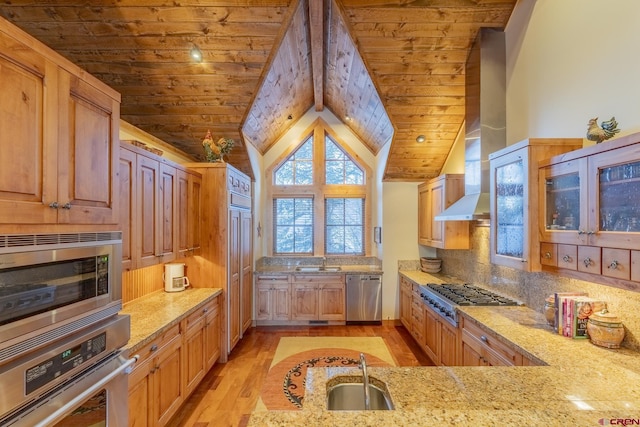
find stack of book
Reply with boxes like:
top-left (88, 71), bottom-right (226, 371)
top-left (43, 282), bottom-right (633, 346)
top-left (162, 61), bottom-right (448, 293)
top-left (553, 292), bottom-right (607, 338)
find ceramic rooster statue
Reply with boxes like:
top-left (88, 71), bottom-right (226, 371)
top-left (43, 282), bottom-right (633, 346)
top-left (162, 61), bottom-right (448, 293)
top-left (586, 116), bottom-right (620, 143)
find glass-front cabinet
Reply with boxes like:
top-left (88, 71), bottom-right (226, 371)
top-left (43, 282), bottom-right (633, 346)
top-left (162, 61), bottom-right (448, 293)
top-left (490, 138), bottom-right (582, 271)
top-left (539, 133), bottom-right (640, 286)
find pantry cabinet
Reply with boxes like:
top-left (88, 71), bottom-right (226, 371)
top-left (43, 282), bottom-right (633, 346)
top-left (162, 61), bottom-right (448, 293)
top-left (184, 163), bottom-right (253, 361)
top-left (489, 138), bottom-right (582, 271)
top-left (0, 24), bottom-right (120, 231)
top-left (539, 133), bottom-right (640, 289)
top-left (418, 174), bottom-right (469, 249)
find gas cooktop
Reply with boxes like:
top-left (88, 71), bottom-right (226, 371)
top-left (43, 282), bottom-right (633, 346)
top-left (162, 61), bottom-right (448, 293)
top-left (425, 283), bottom-right (521, 307)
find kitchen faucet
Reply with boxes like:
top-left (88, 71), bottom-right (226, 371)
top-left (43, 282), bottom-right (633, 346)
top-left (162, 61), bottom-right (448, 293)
top-left (359, 353), bottom-right (370, 410)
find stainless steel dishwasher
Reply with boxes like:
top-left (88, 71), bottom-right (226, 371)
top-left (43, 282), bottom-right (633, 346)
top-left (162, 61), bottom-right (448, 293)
top-left (346, 274), bottom-right (382, 324)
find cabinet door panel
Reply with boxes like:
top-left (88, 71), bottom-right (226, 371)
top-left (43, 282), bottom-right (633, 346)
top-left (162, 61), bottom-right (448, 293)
top-left (0, 49), bottom-right (58, 224)
top-left (228, 210), bottom-right (241, 350)
top-left (58, 72), bottom-right (118, 225)
top-left (119, 148), bottom-right (136, 271)
top-left (158, 164), bottom-right (177, 262)
top-left (319, 283), bottom-right (344, 321)
top-left (440, 321), bottom-right (458, 366)
top-left (137, 156), bottom-right (160, 268)
top-left (423, 307), bottom-right (439, 364)
top-left (273, 284), bottom-right (291, 320)
top-left (204, 302), bottom-right (221, 369)
top-left (152, 336), bottom-right (183, 427)
top-left (291, 284), bottom-right (318, 320)
top-left (177, 170), bottom-right (190, 254)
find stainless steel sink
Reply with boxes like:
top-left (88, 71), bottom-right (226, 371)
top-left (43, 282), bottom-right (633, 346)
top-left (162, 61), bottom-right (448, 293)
top-left (326, 381), bottom-right (394, 410)
top-left (295, 266), bottom-right (341, 272)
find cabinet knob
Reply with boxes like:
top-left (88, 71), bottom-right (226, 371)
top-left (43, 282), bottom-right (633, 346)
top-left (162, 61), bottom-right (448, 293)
top-left (49, 202), bottom-right (59, 209)
top-left (480, 335), bottom-right (488, 343)
top-left (587, 230), bottom-right (595, 235)
top-left (583, 257), bottom-right (592, 267)
top-left (544, 252), bottom-right (552, 259)
top-left (150, 344), bottom-right (158, 352)
top-left (577, 230), bottom-right (585, 235)
top-left (61, 202), bottom-right (71, 209)
top-left (608, 260), bottom-right (619, 270)
top-left (562, 255), bottom-right (572, 263)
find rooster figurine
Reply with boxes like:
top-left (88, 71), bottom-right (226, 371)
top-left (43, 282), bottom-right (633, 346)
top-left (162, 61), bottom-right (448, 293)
top-left (586, 116), bottom-right (620, 143)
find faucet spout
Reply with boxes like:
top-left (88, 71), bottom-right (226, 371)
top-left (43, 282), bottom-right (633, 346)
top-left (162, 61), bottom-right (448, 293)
top-left (359, 353), bottom-right (370, 410)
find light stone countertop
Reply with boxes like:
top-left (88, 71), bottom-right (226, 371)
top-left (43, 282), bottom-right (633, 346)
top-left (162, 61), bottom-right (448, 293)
top-left (254, 264), bottom-right (383, 275)
top-left (120, 287), bottom-right (222, 354)
top-left (248, 271), bottom-right (640, 426)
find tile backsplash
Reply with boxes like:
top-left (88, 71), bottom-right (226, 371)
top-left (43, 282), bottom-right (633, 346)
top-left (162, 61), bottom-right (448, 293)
top-left (436, 224), bottom-right (640, 351)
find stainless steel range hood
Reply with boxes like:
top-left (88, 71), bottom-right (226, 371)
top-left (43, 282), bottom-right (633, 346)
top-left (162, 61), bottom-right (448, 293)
top-left (435, 28), bottom-right (506, 221)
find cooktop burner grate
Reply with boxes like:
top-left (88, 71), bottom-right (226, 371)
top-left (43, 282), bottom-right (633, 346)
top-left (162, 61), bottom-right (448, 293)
top-left (425, 283), bottom-right (520, 307)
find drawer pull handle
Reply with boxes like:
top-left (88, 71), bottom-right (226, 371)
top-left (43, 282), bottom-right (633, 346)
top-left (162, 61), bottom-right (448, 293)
top-left (61, 202), bottom-right (71, 210)
top-left (150, 344), bottom-right (158, 352)
top-left (583, 257), bottom-right (592, 267)
top-left (562, 255), bottom-right (572, 263)
top-left (49, 202), bottom-right (59, 209)
top-left (608, 260), bottom-right (619, 270)
top-left (480, 335), bottom-right (488, 343)
top-left (577, 230), bottom-right (585, 235)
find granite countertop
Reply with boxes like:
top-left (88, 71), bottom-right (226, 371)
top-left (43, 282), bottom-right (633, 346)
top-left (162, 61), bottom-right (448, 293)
top-left (120, 287), bottom-right (222, 354)
top-left (254, 264), bottom-right (383, 275)
top-left (248, 271), bottom-right (640, 426)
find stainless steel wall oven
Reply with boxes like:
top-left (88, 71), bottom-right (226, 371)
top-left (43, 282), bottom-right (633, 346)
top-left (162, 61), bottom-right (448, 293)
top-left (0, 232), bottom-right (135, 426)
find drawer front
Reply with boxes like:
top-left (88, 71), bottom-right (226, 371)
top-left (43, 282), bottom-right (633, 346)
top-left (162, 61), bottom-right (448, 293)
top-left (256, 275), bottom-right (289, 285)
top-left (578, 246), bottom-right (601, 274)
top-left (183, 298), bottom-right (219, 331)
top-left (291, 274), bottom-right (343, 284)
top-left (462, 318), bottom-right (521, 366)
top-left (540, 242), bottom-right (557, 267)
top-left (557, 244), bottom-right (577, 270)
top-left (133, 323), bottom-right (180, 365)
top-left (602, 248), bottom-right (631, 280)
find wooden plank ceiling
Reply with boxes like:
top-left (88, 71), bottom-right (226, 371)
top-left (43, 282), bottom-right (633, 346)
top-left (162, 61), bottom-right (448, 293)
top-left (0, 0), bottom-right (516, 181)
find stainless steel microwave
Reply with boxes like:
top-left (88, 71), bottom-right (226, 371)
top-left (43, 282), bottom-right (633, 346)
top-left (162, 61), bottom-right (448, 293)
top-left (0, 232), bottom-right (123, 360)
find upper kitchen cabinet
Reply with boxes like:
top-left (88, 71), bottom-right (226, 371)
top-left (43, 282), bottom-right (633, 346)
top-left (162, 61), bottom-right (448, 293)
top-left (119, 142), bottom-right (202, 271)
top-left (0, 21), bottom-right (120, 230)
top-left (539, 133), bottom-right (640, 288)
top-left (489, 138), bottom-right (582, 271)
top-left (418, 174), bottom-right (469, 249)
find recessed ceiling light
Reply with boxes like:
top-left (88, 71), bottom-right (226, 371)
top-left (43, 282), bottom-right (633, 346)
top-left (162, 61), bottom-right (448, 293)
top-left (416, 135), bottom-right (426, 143)
top-left (190, 46), bottom-right (203, 63)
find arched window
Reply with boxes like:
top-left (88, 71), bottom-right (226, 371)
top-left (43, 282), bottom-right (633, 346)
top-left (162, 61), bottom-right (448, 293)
top-left (267, 119), bottom-right (371, 256)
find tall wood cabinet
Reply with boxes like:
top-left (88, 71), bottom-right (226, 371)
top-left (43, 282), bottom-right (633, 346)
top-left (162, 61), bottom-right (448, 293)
top-left (0, 19), bottom-right (120, 232)
top-left (185, 163), bottom-right (253, 361)
top-left (418, 174), bottom-right (469, 249)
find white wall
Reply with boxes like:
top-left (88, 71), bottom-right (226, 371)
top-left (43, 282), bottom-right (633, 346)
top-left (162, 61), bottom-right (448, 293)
top-left (506, 0), bottom-right (640, 143)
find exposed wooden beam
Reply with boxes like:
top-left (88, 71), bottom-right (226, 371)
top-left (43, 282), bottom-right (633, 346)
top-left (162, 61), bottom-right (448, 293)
top-left (309, 0), bottom-right (324, 111)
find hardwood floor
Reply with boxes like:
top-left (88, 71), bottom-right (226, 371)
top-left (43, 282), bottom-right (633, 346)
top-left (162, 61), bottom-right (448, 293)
top-left (166, 322), bottom-right (433, 427)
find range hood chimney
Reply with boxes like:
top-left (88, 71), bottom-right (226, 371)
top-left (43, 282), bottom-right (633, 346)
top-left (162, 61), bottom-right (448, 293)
top-left (435, 28), bottom-right (506, 221)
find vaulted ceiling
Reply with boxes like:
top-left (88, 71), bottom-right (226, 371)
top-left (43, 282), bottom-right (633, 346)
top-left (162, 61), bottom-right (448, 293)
top-left (0, 0), bottom-right (517, 181)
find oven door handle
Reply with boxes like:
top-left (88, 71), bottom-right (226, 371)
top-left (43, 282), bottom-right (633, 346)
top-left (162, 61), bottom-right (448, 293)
top-left (34, 355), bottom-right (139, 427)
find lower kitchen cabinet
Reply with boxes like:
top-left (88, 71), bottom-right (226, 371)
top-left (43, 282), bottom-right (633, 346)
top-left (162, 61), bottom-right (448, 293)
top-left (256, 275), bottom-right (291, 323)
top-left (128, 324), bottom-right (183, 427)
top-left (424, 305), bottom-right (459, 366)
top-left (399, 275), bottom-right (413, 330)
top-left (182, 296), bottom-right (221, 397)
top-left (291, 274), bottom-right (345, 322)
top-left (128, 295), bottom-right (221, 427)
top-left (460, 314), bottom-right (522, 366)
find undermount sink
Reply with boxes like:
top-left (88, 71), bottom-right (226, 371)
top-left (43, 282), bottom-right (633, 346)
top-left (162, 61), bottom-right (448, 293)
top-left (295, 266), bottom-right (341, 272)
top-left (326, 380), bottom-right (394, 411)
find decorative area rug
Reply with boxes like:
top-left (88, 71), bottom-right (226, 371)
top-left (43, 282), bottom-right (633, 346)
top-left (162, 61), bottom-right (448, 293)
top-left (255, 337), bottom-right (395, 411)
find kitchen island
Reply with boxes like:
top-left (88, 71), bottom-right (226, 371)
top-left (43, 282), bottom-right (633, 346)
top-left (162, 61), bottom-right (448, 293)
top-left (248, 299), bottom-right (640, 425)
